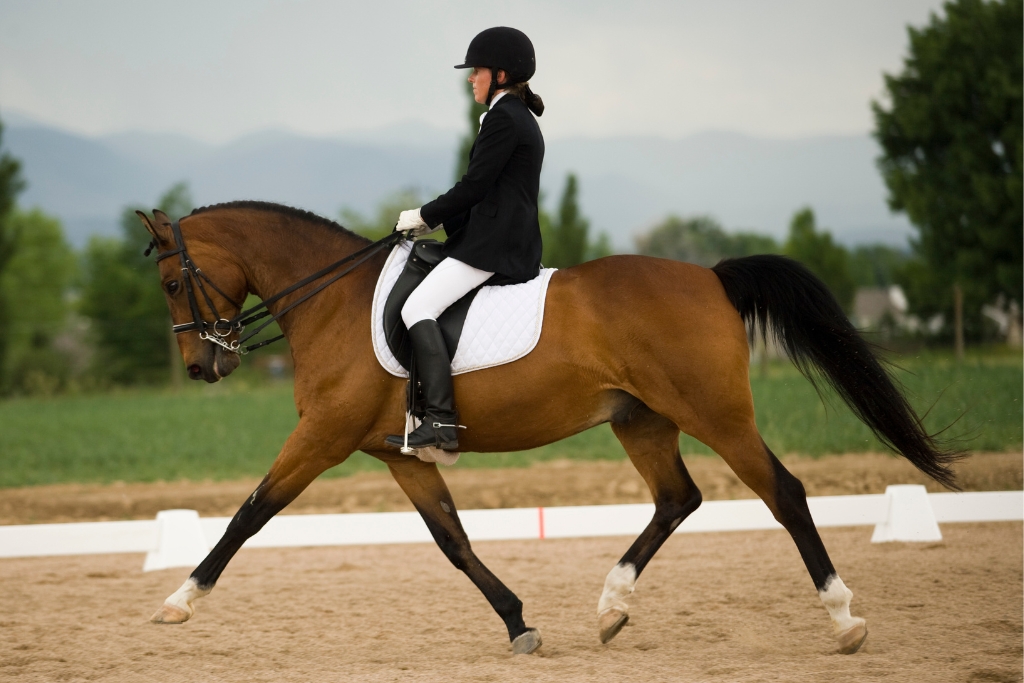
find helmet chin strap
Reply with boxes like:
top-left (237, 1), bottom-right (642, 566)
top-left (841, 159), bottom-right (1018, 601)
top-left (485, 68), bottom-right (504, 105)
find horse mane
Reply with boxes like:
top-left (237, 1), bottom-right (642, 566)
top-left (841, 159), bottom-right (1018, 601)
top-left (189, 200), bottom-right (371, 244)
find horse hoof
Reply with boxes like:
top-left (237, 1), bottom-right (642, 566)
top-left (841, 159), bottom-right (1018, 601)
top-left (150, 602), bottom-right (191, 624)
top-left (598, 608), bottom-right (629, 644)
top-left (511, 628), bottom-right (542, 655)
top-left (836, 618), bottom-right (867, 654)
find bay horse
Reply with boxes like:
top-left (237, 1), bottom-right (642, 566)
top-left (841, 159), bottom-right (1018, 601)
top-left (139, 202), bottom-right (958, 656)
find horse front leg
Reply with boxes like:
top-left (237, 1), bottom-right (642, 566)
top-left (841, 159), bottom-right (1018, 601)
top-left (151, 420), bottom-right (344, 624)
top-left (384, 456), bottom-right (541, 655)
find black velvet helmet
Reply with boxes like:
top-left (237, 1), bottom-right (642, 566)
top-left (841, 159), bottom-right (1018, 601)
top-left (455, 27), bottom-right (536, 84)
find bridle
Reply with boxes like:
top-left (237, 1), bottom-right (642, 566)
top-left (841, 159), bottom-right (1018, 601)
top-left (148, 220), bottom-right (407, 355)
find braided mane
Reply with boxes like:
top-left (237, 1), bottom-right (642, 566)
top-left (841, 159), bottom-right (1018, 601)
top-left (189, 200), bottom-right (370, 243)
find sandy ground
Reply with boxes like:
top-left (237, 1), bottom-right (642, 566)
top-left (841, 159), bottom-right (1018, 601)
top-left (1, 451), bottom-right (1020, 525)
top-left (0, 522), bottom-right (1020, 682)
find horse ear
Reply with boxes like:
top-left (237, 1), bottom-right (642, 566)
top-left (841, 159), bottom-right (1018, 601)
top-left (151, 209), bottom-right (173, 227)
top-left (136, 210), bottom-right (171, 245)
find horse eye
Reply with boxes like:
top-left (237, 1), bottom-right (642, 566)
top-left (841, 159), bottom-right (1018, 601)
top-left (165, 281), bottom-right (181, 295)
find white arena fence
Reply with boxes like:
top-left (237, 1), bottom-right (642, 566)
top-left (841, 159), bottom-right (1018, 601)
top-left (0, 485), bottom-right (1019, 572)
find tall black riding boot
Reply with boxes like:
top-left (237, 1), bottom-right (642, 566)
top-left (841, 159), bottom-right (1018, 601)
top-left (385, 319), bottom-right (462, 451)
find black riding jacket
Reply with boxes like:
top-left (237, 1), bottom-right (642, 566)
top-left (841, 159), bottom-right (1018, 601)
top-left (420, 94), bottom-right (544, 283)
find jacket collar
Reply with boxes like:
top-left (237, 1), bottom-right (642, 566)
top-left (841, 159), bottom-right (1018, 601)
top-left (489, 91), bottom-right (509, 109)
top-left (478, 92), bottom-right (518, 129)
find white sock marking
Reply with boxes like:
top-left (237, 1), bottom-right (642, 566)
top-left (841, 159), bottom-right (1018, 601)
top-left (819, 575), bottom-right (859, 635)
top-left (164, 577), bottom-right (211, 617)
top-left (598, 562), bottom-right (637, 615)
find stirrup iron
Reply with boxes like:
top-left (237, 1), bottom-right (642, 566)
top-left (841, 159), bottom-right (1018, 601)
top-left (432, 422), bottom-right (467, 429)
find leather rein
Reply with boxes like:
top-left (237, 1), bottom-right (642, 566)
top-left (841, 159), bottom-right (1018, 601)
top-left (147, 220), bottom-right (407, 355)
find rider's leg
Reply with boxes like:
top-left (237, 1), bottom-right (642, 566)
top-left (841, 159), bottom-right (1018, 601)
top-left (400, 257), bottom-right (494, 328)
top-left (386, 257), bottom-right (493, 450)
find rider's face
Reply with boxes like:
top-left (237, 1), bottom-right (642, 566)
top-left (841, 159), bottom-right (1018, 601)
top-left (468, 67), bottom-right (506, 104)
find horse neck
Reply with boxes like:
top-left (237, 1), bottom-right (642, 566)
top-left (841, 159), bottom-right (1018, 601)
top-left (192, 209), bottom-right (380, 343)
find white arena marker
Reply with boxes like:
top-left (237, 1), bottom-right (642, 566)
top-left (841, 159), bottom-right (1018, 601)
top-left (928, 491), bottom-right (1024, 523)
top-left (0, 519), bottom-right (155, 558)
top-left (871, 485), bottom-right (943, 543)
top-left (2, 490), bottom-right (1018, 564)
top-left (143, 509), bottom-right (210, 572)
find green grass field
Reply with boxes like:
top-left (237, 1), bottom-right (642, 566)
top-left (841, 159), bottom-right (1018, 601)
top-left (0, 350), bottom-right (1020, 488)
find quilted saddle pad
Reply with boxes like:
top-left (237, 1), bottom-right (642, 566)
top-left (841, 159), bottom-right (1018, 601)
top-left (371, 241), bottom-right (556, 378)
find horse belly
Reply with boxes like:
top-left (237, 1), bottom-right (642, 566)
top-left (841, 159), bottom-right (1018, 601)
top-left (452, 362), bottom-right (628, 453)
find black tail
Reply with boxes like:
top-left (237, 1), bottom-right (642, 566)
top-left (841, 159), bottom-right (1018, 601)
top-left (712, 254), bottom-right (963, 489)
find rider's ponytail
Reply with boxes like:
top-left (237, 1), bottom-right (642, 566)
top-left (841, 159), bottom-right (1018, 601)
top-left (506, 82), bottom-right (544, 117)
top-left (522, 84), bottom-right (544, 117)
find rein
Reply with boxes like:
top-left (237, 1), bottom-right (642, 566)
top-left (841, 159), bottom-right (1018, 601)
top-left (147, 221), bottom-right (407, 355)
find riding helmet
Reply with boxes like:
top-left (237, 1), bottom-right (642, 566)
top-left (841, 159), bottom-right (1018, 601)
top-left (454, 27), bottom-right (536, 83)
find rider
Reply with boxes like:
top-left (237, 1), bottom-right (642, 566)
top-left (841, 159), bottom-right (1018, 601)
top-left (385, 26), bottom-right (545, 452)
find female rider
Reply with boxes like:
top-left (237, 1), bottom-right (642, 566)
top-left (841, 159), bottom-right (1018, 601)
top-left (385, 26), bottom-right (546, 452)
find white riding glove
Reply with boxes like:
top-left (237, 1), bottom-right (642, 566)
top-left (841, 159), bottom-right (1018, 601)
top-left (395, 208), bottom-right (437, 237)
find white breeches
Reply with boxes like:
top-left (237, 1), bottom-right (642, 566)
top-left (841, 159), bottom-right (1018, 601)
top-left (401, 257), bottom-right (494, 327)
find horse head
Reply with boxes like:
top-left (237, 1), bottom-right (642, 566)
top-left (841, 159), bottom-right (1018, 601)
top-left (137, 208), bottom-right (245, 383)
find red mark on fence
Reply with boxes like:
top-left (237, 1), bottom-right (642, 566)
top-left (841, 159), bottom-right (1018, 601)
top-left (538, 507), bottom-right (545, 539)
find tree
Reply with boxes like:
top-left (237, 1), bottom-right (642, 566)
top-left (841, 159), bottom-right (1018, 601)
top-left (454, 79), bottom-right (489, 183)
top-left (848, 244), bottom-right (910, 288)
top-left (541, 174), bottom-right (585, 267)
top-left (0, 209), bottom-right (76, 392)
top-left (539, 173), bottom-right (611, 268)
top-left (872, 0), bottom-right (1023, 339)
top-left (635, 215), bottom-right (778, 267)
top-left (784, 208), bottom-right (855, 311)
top-left (80, 183), bottom-right (193, 384)
top-left (0, 118), bottom-right (26, 388)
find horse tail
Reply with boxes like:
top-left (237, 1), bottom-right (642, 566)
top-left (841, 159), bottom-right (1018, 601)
top-left (711, 254), bottom-right (963, 489)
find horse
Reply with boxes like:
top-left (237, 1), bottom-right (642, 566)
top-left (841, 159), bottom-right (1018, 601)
top-left (138, 201), bottom-right (959, 656)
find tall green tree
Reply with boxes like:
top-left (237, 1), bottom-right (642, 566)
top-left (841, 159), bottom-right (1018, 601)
top-left (454, 79), bottom-right (488, 183)
top-left (540, 173), bottom-right (611, 268)
top-left (80, 183), bottom-right (193, 384)
top-left (635, 215), bottom-right (778, 267)
top-left (784, 208), bottom-right (855, 311)
top-left (542, 174), bottom-right (587, 268)
top-left (0, 118), bottom-right (26, 388)
top-left (1, 209), bottom-right (76, 392)
top-left (872, 0), bottom-right (1023, 335)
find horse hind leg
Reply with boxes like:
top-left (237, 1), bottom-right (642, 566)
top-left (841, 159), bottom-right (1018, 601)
top-left (705, 425), bottom-right (868, 654)
top-left (598, 404), bottom-right (703, 644)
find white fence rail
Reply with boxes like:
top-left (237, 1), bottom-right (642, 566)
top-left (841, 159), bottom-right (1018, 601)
top-left (0, 486), bottom-right (1019, 571)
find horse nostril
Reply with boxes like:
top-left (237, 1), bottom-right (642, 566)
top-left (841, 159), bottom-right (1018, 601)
top-left (188, 364), bottom-right (202, 379)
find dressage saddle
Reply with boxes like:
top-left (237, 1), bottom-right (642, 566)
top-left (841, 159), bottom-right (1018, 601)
top-left (382, 239), bottom-right (521, 372)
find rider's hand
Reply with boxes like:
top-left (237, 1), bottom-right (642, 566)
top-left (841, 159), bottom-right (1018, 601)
top-left (395, 208), bottom-right (435, 237)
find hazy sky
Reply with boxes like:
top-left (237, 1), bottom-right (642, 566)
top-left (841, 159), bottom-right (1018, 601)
top-left (1, 0), bottom-right (945, 142)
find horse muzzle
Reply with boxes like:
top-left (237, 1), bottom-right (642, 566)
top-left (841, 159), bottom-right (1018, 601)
top-left (187, 344), bottom-right (241, 383)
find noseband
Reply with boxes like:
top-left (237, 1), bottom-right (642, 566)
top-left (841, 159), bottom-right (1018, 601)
top-left (148, 221), bottom-right (406, 355)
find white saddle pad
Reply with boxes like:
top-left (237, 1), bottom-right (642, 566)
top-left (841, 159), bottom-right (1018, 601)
top-left (371, 241), bottom-right (556, 378)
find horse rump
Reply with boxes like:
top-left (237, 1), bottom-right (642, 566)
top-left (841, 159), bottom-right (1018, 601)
top-left (711, 254), bottom-right (963, 489)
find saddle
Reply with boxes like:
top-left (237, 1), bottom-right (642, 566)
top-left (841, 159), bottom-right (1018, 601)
top-left (382, 239), bottom-right (520, 372)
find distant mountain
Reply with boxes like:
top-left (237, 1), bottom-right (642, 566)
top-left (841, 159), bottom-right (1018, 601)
top-left (3, 116), bottom-right (911, 249)
top-left (5, 121), bottom-right (457, 246)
